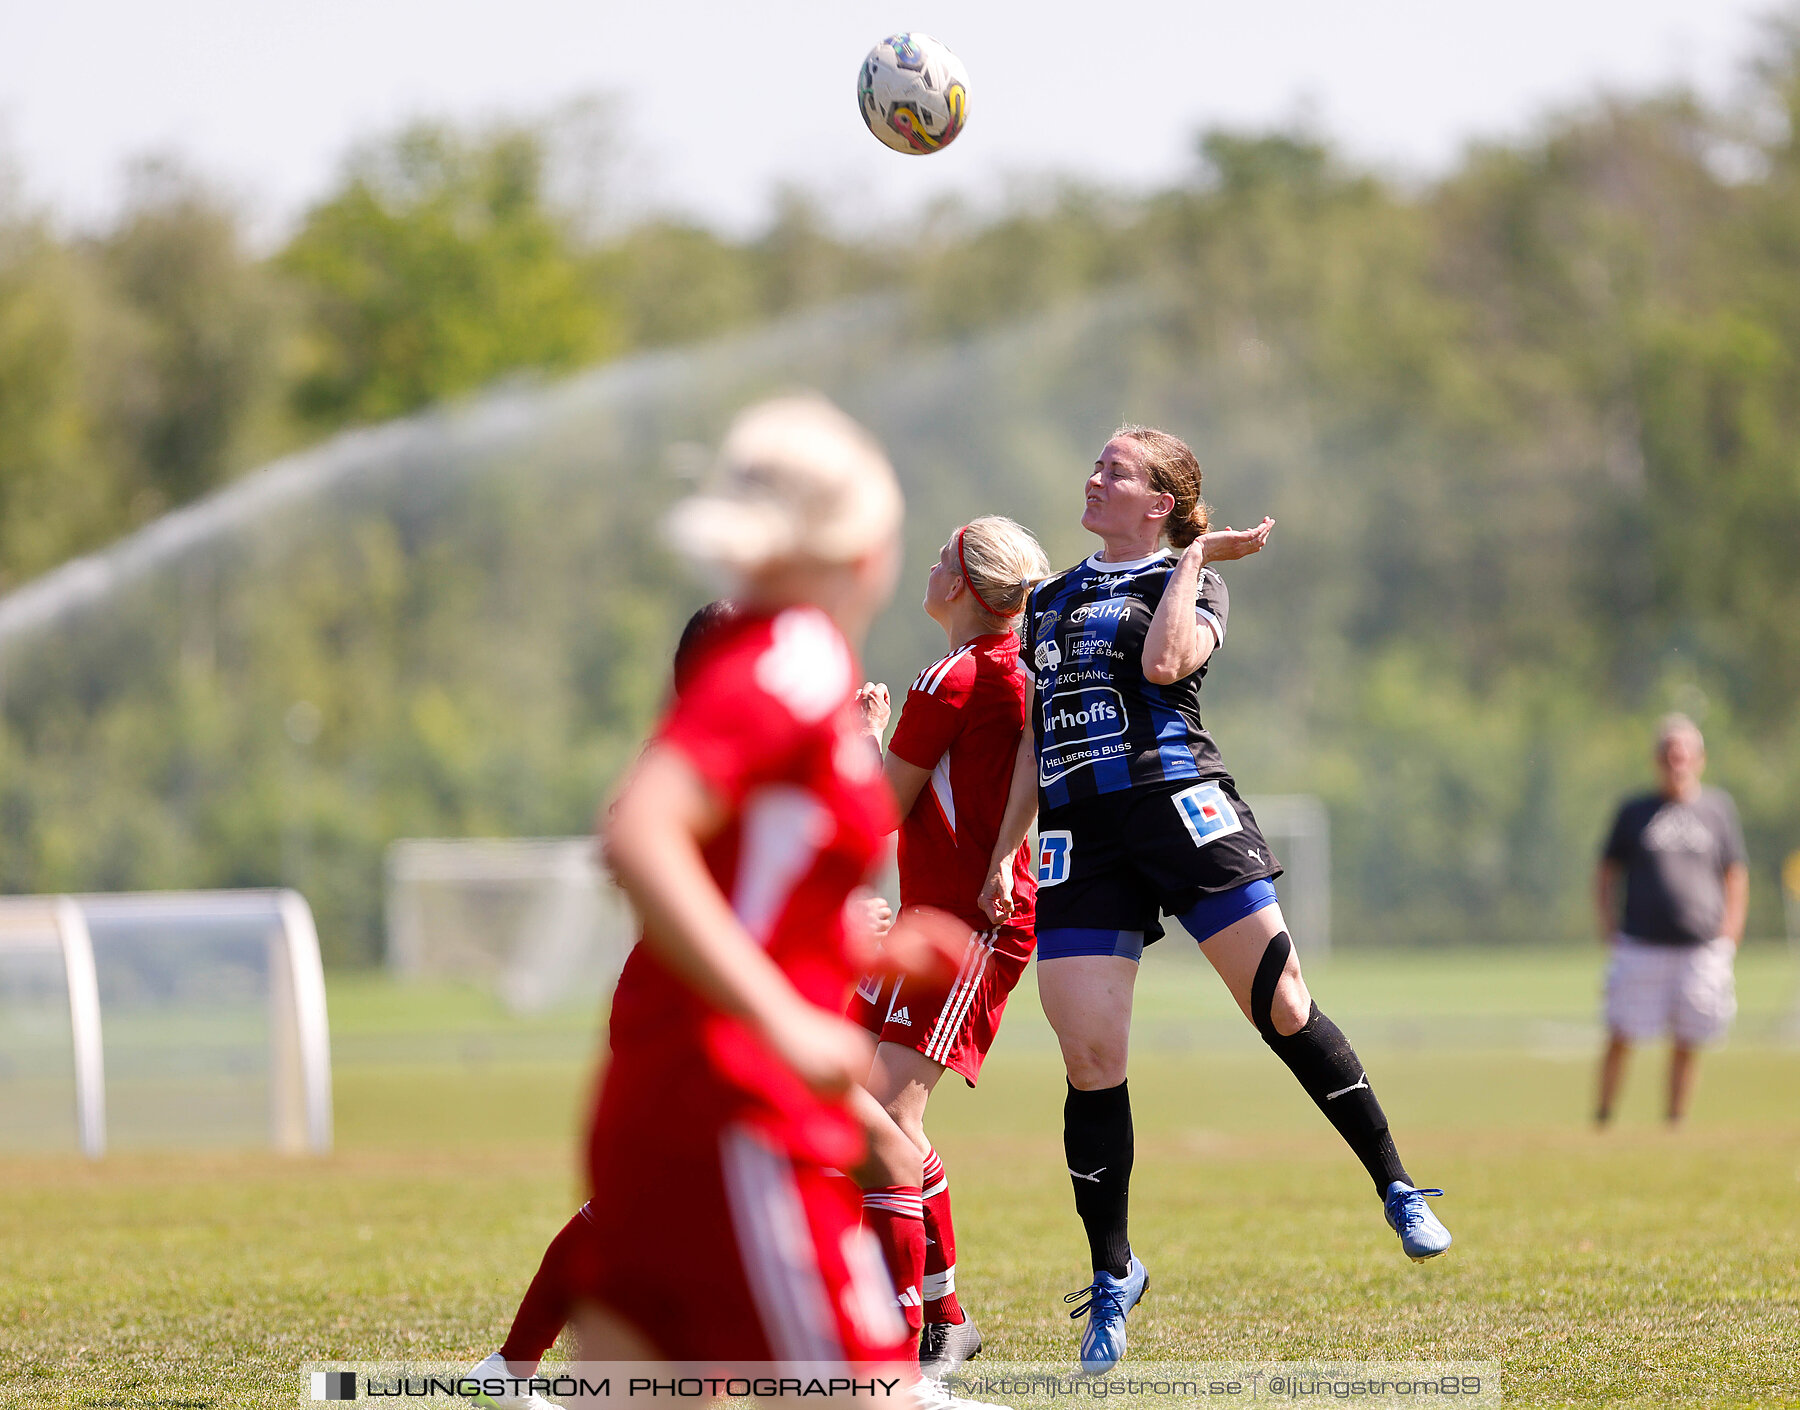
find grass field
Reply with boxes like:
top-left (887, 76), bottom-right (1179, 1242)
top-left (3, 946), bottom-right (1798, 1408)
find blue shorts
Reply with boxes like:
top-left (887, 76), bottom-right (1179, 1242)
top-left (1038, 877), bottom-right (1281, 962)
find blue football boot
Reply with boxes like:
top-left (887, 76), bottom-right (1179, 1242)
top-left (1384, 1182), bottom-right (1452, 1261)
top-left (1064, 1255), bottom-right (1149, 1374)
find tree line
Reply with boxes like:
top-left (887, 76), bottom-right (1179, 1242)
top-left (2, 27), bottom-right (1798, 957)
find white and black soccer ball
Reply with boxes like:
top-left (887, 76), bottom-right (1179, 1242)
top-left (857, 33), bottom-right (969, 155)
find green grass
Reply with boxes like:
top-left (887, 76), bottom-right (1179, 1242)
top-left (3, 949), bottom-right (1798, 1408)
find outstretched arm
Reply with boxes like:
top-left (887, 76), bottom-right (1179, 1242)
top-left (602, 744), bottom-right (871, 1095)
top-left (1141, 518), bottom-right (1274, 685)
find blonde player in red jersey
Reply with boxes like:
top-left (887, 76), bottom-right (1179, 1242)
top-left (847, 516), bottom-right (1051, 1380)
top-left (565, 396), bottom-right (975, 1405)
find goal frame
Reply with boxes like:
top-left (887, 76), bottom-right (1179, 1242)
top-left (0, 888), bottom-right (332, 1158)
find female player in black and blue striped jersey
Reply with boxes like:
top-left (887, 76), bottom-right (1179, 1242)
top-left (980, 426), bottom-right (1451, 1374)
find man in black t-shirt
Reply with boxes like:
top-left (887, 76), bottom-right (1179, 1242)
top-left (1595, 714), bottom-right (1749, 1126)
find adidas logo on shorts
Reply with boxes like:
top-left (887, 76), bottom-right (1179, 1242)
top-left (891, 1006), bottom-right (912, 1026)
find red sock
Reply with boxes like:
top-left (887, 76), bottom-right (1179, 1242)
top-left (500, 1203), bottom-right (597, 1367)
top-left (920, 1147), bottom-right (964, 1325)
top-left (860, 1185), bottom-right (925, 1359)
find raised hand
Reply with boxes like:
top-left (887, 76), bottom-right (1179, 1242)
top-left (1196, 516), bottom-right (1274, 563)
top-left (854, 681), bottom-right (892, 738)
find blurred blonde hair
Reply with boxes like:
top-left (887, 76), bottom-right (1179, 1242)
top-left (955, 515), bottom-right (1051, 629)
top-left (1657, 712), bottom-right (1704, 754)
top-left (667, 394), bottom-right (901, 577)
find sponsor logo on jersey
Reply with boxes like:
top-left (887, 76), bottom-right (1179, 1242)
top-left (1070, 634), bottom-right (1125, 661)
top-left (1069, 599), bottom-right (1132, 625)
top-left (1037, 830), bottom-right (1073, 886)
top-left (1171, 781), bottom-right (1244, 848)
top-left (1035, 637), bottom-right (1062, 673)
top-left (1042, 687), bottom-right (1125, 736)
top-left (1037, 685), bottom-right (1132, 784)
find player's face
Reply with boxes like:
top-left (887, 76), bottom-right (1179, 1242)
top-left (1082, 437), bottom-right (1165, 540)
top-left (924, 539), bottom-right (958, 621)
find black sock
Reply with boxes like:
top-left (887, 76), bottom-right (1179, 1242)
top-left (1064, 1081), bottom-right (1133, 1277)
top-left (1264, 1003), bottom-right (1409, 1195)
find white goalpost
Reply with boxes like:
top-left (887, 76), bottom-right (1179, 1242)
top-left (1246, 794), bottom-right (1332, 959)
top-left (0, 889), bottom-right (332, 1158)
top-left (384, 837), bottom-right (638, 1014)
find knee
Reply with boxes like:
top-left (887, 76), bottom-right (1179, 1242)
top-left (1249, 930), bottom-right (1312, 1041)
top-left (878, 1125), bottom-right (923, 1185)
top-left (1263, 974), bottom-right (1311, 1038)
top-left (881, 1097), bottom-right (928, 1152)
top-left (1062, 1041), bottom-right (1127, 1090)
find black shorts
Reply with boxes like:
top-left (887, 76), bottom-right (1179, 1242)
top-left (1035, 777), bottom-right (1281, 945)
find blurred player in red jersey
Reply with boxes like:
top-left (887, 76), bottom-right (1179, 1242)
top-left (463, 603), bottom-right (742, 1409)
top-left (846, 516), bottom-right (1050, 1379)
top-left (560, 396), bottom-right (987, 1406)
top-left (465, 584), bottom-right (1007, 1405)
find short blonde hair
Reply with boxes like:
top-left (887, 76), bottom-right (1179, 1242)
top-left (667, 395), bottom-right (901, 576)
top-left (1657, 713), bottom-right (1704, 754)
top-left (954, 515), bottom-right (1051, 628)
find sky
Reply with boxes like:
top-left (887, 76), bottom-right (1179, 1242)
top-left (0, 0), bottom-right (1780, 238)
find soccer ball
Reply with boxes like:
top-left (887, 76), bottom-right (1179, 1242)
top-left (857, 33), bottom-right (970, 155)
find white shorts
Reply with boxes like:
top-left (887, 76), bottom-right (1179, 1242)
top-left (1604, 934), bottom-right (1737, 1046)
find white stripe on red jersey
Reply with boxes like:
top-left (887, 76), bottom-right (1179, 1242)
top-left (915, 645), bottom-right (975, 697)
top-left (730, 785), bottom-right (833, 944)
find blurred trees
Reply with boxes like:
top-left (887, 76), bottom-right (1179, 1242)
top-left (4, 27), bottom-right (1800, 955)
top-left (281, 122), bottom-right (621, 428)
top-left (0, 116), bottom-right (885, 594)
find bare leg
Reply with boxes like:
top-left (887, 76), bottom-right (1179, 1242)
top-left (1667, 1043), bottom-right (1699, 1125)
top-left (1037, 954), bottom-right (1138, 1089)
top-left (848, 1084), bottom-right (925, 1189)
top-left (1597, 1032), bottom-right (1631, 1126)
top-left (1190, 904), bottom-right (1311, 1035)
top-left (866, 1042), bottom-right (948, 1153)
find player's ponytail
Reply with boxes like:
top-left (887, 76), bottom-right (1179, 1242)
top-left (1115, 425), bottom-right (1210, 549)
top-left (954, 515), bottom-right (1051, 631)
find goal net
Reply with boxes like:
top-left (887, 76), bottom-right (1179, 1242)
top-left (1244, 794), bottom-right (1332, 958)
top-left (0, 889), bottom-right (331, 1157)
top-left (385, 837), bottom-right (637, 1014)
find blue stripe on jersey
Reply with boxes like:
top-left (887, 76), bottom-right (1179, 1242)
top-left (1149, 694), bottom-right (1203, 785)
top-left (1028, 552), bottom-right (1223, 808)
